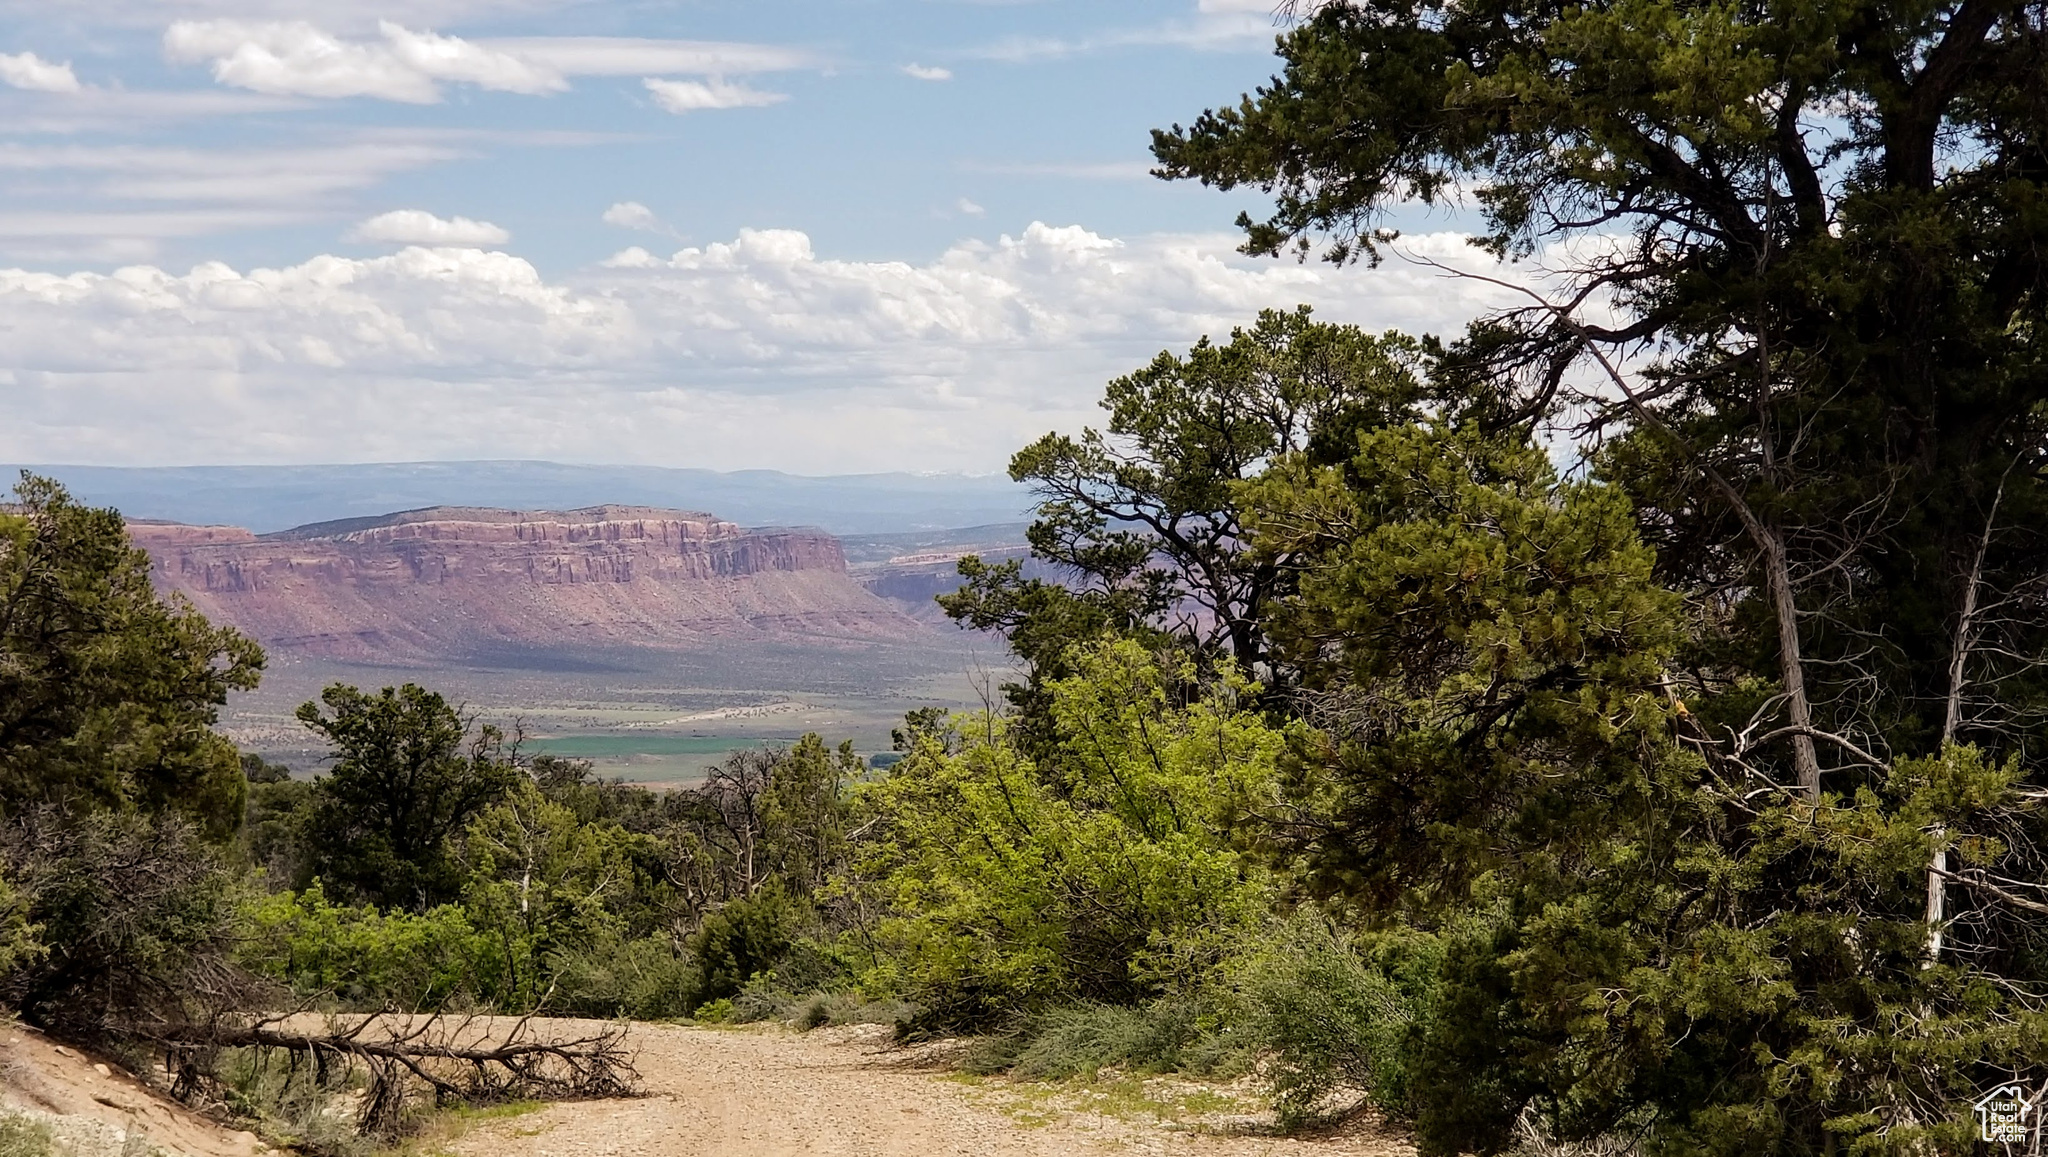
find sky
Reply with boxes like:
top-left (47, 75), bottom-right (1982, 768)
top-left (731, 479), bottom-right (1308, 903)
top-left (0, 0), bottom-right (1519, 475)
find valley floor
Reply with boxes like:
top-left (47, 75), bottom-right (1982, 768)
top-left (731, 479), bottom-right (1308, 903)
top-left (446, 1022), bottom-right (1417, 1157)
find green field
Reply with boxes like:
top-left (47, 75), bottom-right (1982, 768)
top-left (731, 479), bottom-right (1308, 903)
top-left (525, 734), bottom-right (805, 759)
top-left (222, 641), bottom-right (1016, 788)
top-left (526, 733), bottom-right (810, 785)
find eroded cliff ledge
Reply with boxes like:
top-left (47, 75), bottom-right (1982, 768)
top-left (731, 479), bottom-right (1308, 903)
top-left (130, 505), bottom-right (926, 661)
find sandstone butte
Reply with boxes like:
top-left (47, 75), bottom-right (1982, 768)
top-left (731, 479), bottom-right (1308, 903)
top-left (127, 505), bottom-right (928, 662)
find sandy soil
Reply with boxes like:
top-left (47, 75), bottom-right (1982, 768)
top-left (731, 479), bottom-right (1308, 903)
top-left (447, 1022), bottom-right (1418, 1157)
top-left (0, 1016), bottom-right (1416, 1157)
top-left (0, 1021), bottom-right (268, 1157)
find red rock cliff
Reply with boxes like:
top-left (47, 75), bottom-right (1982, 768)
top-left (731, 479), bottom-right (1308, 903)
top-left (130, 505), bottom-right (925, 660)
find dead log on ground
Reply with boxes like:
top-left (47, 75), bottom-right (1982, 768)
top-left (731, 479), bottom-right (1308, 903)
top-left (150, 1010), bottom-right (638, 1137)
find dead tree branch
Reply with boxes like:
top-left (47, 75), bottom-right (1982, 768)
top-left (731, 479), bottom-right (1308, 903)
top-left (150, 1011), bottom-right (638, 1138)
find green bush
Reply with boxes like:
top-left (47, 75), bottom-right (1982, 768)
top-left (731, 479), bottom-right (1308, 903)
top-left (852, 641), bottom-right (1283, 1026)
top-left (545, 933), bottom-right (692, 1020)
top-left (240, 882), bottom-right (507, 1007)
top-left (727, 975), bottom-right (914, 1030)
top-left (1009, 999), bottom-right (1212, 1079)
top-left (691, 997), bottom-right (735, 1024)
top-left (1230, 917), bottom-right (1441, 1128)
top-left (681, 884), bottom-right (798, 1014)
top-left (1, 812), bottom-right (242, 1039)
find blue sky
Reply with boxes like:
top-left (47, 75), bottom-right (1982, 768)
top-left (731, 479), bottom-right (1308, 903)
top-left (0, 1), bottom-right (1515, 474)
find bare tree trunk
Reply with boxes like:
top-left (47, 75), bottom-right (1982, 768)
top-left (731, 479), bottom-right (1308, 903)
top-left (1928, 473), bottom-right (2005, 963)
top-left (1710, 480), bottom-right (1820, 797)
top-left (1760, 528), bottom-right (1823, 797)
top-left (1926, 833), bottom-right (1950, 964)
top-left (1744, 323), bottom-right (1821, 799)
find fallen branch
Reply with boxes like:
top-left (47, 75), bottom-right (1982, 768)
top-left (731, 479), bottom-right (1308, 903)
top-left (149, 1011), bottom-right (638, 1137)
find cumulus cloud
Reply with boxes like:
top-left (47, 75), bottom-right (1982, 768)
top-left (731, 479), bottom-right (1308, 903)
top-left (601, 201), bottom-right (681, 238)
top-left (0, 223), bottom-right (1537, 473)
top-left (642, 77), bottom-right (786, 114)
top-left (601, 201), bottom-right (657, 230)
top-left (0, 51), bottom-right (81, 93)
top-left (901, 63), bottom-right (951, 81)
top-left (955, 198), bottom-right (986, 217)
top-left (164, 19), bottom-right (567, 102)
top-left (346, 209), bottom-right (510, 246)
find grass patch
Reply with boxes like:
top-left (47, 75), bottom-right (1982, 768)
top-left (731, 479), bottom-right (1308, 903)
top-left (389, 1101), bottom-right (546, 1157)
top-left (946, 1069), bottom-right (1258, 1131)
top-left (0, 1112), bottom-right (56, 1157)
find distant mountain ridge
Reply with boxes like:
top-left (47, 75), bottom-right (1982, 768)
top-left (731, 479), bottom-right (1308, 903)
top-left (12, 461), bottom-right (1033, 535)
top-left (130, 504), bottom-right (926, 663)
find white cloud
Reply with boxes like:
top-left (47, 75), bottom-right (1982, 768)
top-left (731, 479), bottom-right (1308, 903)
top-left (901, 63), bottom-right (952, 81)
top-left (1, 90), bottom-right (312, 136)
top-left (164, 19), bottom-right (566, 102)
top-left (601, 201), bottom-right (658, 230)
top-left (160, 23), bottom-right (813, 105)
top-left (956, 198), bottom-right (985, 217)
top-left (643, 77), bottom-right (786, 114)
top-left (0, 0), bottom-right (579, 31)
top-left (0, 209), bottom-right (317, 263)
top-left (969, 1), bottom-right (1289, 62)
top-left (0, 224), bottom-right (1536, 473)
top-left (484, 37), bottom-right (816, 76)
top-left (0, 138), bottom-right (467, 205)
top-left (0, 51), bottom-right (82, 93)
top-left (601, 201), bottom-right (681, 239)
top-left (0, 132), bottom-right (630, 260)
top-left (347, 209), bottom-right (509, 246)
top-left (0, 137), bottom-right (472, 260)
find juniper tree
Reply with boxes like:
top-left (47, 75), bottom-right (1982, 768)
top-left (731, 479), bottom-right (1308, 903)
top-left (1157, 1), bottom-right (2048, 1150)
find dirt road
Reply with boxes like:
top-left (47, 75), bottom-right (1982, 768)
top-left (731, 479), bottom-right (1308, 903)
top-left (446, 1023), bottom-right (1416, 1157)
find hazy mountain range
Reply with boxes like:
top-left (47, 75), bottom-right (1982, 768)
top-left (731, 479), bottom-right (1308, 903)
top-left (9, 461), bottom-right (1034, 535)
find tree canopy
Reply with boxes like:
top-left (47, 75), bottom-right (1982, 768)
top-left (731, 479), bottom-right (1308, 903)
top-left (0, 473), bottom-right (262, 837)
top-left (941, 307), bottom-right (1424, 741)
top-left (1155, 0), bottom-right (2048, 786)
top-left (296, 683), bottom-right (521, 911)
top-left (1135, 3), bottom-right (2048, 1151)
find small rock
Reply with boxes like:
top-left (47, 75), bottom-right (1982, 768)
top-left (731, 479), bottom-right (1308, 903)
top-left (92, 1062), bottom-right (111, 1077)
top-left (53, 1045), bottom-right (76, 1058)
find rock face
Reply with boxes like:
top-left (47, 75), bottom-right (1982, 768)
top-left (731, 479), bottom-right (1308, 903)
top-left (130, 505), bottom-right (926, 661)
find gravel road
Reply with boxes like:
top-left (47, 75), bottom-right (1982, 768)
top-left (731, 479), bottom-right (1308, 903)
top-left (446, 1022), bottom-right (1418, 1157)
